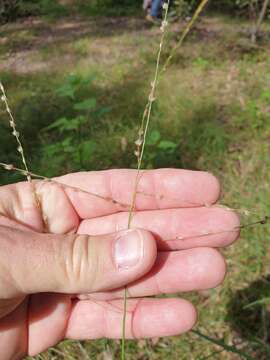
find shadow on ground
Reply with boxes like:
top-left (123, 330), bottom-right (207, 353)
top-left (0, 62), bottom-right (150, 183)
top-left (176, 105), bottom-right (230, 171)
top-left (0, 16), bottom-right (153, 51)
top-left (0, 55), bottom-right (235, 181)
top-left (227, 275), bottom-right (270, 358)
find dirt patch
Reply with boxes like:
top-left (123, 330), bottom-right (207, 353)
top-left (0, 15), bottom-right (250, 74)
top-left (0, 15), bottom-right (156, 73)
top-left (0, 16), bottom-right (152, 50)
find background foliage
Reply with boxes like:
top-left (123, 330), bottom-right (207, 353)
top-left (1, 0), bottom-right (270, 23)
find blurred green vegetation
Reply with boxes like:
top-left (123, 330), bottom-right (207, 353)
top-left (1, 3), bottom-right (270, 360)
top-left (0, 0), bottom-right (141, 23)
top-left (1, 0), bottom-right (270, 23)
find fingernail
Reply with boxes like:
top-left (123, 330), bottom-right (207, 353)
top-left (114, 230), bottom-right (143, 270)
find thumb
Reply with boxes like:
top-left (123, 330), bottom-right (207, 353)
top-left (0, 226), bottom-right (157, 298)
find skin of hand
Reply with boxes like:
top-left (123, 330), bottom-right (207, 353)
top-left (0, 169), bottom-right (240, 359)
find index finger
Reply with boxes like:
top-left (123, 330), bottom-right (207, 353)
top-left (57, 169), bottom-right (220, 219)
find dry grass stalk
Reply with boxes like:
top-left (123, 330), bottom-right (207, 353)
top-left (0, 82), bottom-right (31, 182)
top-left (122, 3), bottom-right (171, 359)
top-left (0, 162), bottom-right (130, 208)
top-left (128, 2), bottom-right (170, 228)
top-left (128, 0), bottom-right (210, 227)
top-left (0, 82), bottom-right (46, 227)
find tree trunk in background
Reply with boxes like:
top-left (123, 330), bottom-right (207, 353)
top-left (251, 0), bottom-right (270, 43)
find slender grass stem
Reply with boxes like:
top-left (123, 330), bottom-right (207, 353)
top-left (128, 0), bottom-right (210, 227)
top-left (0, 82), bottom-right (31, 182)
top-left (128, 2), bottom-right (170, 228)
top-left (124, 3), bottom-right (171, 359)
top-left (121, 287), bottom-right (128, 360)
top-left (0, 82), bottom-right (44, 225)
top-left (0, 162), bottom-right (129, 208)
top-left (123, 0), bottom-right (210, 357)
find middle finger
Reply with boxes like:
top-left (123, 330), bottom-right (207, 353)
top-left (78, 207), bottom-right (240, 250)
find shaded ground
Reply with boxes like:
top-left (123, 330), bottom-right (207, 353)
top-left (1, 15), bottom-right (266, 74)
top-left (0, 16), bottom-right (155, 73)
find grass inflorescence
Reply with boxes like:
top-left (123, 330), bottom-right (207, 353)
top-left (0, 82), bottom-right (31, 182)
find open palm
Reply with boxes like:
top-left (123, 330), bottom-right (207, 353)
top-left (0, 169), bottom-right (239, 359)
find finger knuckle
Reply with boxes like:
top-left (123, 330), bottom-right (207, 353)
top-left (64, 234), bottom-right (97, 292)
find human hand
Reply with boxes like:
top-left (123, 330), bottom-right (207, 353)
top-left (0, 169), bottom-right (239, 359)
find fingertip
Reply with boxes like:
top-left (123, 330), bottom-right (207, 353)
top-left (205, 172), bottom-right (221, 204)
top-left (133, 298), bottom-right (197, 338)
top-left (136, 228), bottom-right (158, 272)
top-left (168, 298), bottom-right (198, 334)
top-left (199, 247), bottom-right (227, 288)
top-left (228, 210), bottom-right (241, 239)
top-left (213, 207), bottom-right (241, 247)
top-left (224, 209), bottom-right (241, 245)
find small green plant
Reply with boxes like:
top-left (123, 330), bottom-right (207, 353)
top-left (193, 56), bottom-right (210, 70)
top-left (233, 87), bottom-right (270, 131)
top-left (0, 0), bottom-right (68, 23)
top-left (144, 129), bottom-right (178, 168)
top-left (42, 73), bottom-right (109, 172)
